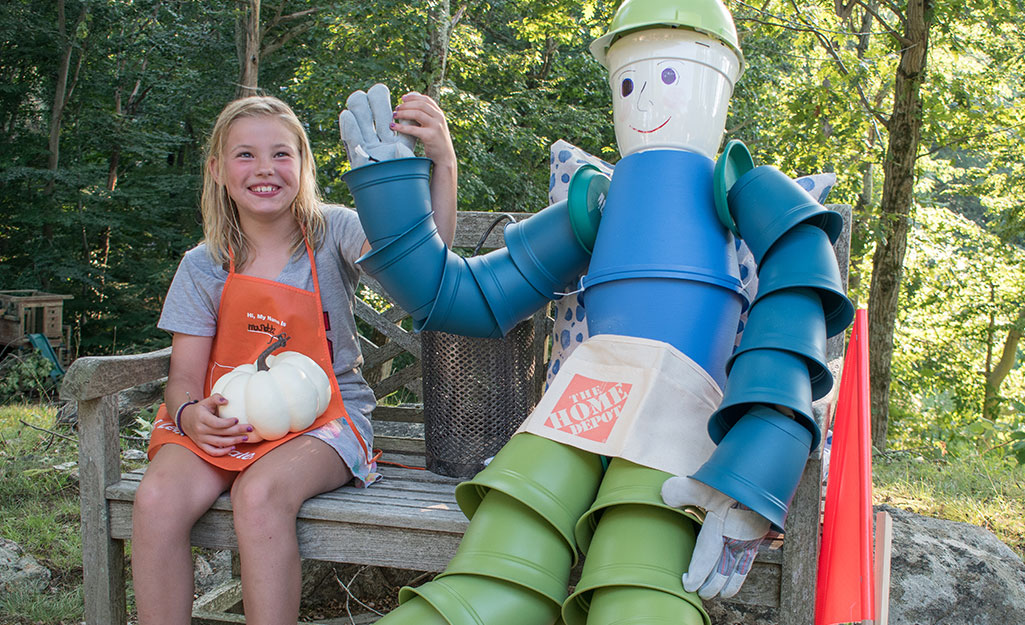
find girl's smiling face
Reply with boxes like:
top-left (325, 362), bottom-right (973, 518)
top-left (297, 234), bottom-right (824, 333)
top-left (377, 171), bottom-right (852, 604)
top-left (213, 115), bottom-right (302, 224)
top-left (607, 29), bottom-right (741, 159)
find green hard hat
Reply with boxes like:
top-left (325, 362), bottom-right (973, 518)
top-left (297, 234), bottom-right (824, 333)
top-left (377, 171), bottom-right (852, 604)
top-left (590, 0), bottom-right (743, 69)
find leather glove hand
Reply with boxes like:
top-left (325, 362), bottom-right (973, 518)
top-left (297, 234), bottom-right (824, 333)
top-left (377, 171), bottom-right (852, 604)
top-left (661, 475), bottom-right (771, 599)
top-left (339, 83), bottom-right (416, 167)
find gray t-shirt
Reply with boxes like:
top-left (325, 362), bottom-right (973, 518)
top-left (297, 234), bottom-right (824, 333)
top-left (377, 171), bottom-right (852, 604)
top-left (158, 204), bottom-right (375, 409)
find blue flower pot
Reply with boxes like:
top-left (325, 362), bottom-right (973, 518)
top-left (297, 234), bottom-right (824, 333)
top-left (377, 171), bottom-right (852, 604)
top-left (754, 224), bottom-right (854, 337)
top-left (588, 150), bottom-right (740, 284)
top-left (467, 248), bottom-right (551, 336)
top-left (414, 251), bottom-right (501, 338)
top-left (692, 405), bottom-right (813, 531)
top-left (729, 287), bottom-right (832, 400)
top-left (582, 267), bottom-right (744, 389)
top-left (727, 165), bottom-right (842, 264)
top-left (709, 347), bottom-right (819, 449)
top-left (356, 213), bottom-right (445, 321)
top-left (342, 157), bottom-right (433, 245)
top-left (505, 199), bottom-right (592, 298)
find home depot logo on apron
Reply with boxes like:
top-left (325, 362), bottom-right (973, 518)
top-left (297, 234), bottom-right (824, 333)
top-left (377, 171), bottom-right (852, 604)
top-left (148, 240), bottom-right (371, 472)
top-left (517, 334), bottom-right (721, 479)
top-left (542, 375), bottom-right (634, 443)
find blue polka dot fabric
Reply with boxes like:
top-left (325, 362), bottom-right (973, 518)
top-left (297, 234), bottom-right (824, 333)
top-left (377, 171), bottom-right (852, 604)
top-left (543, 140), bottom-right (836, 388)
top-left (544, 141), bottom-right (613, 389)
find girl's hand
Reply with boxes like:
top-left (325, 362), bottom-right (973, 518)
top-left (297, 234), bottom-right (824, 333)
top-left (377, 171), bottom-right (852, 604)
top-left (394, 92), bottom-right (459, 246)
top-left (392, 93), bottom-right (457, 171)
top-left (178, 393), bottom-right (254, 457)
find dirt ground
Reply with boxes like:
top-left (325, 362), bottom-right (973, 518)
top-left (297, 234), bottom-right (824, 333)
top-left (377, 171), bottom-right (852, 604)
top-left (298, 563), bottom-right (428, 620)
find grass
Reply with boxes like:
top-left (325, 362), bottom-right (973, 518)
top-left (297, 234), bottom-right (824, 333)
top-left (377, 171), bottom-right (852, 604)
top-left (0, 403), bottom-right (85, 625)
top-left (1, 400), bottom-right (1023, 624)
top-left (873, 446), bottom-right (1025, 559)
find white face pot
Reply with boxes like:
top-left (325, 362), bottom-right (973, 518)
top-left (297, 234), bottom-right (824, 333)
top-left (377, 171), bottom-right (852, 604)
top-left (607, 28), bottom-right (741, 159)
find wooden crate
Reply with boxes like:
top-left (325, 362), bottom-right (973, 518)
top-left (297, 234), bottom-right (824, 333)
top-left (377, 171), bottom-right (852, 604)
top-left (0, 290), bottom-right (74, 346)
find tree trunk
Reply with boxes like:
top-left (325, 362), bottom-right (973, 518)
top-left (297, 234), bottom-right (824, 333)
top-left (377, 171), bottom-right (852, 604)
top-left (424, 0), bottom-right (454, 100)
top-left (237, 0), bottom-right (261, 97)
top-left (984, 303), bottom-right (1025, 418)
top-left (46, 1), bottom-right (88, 199)
top-left (867, 0), bottom-right (933, 450)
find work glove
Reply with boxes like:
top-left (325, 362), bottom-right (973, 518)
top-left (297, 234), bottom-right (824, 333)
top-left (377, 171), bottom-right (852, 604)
top-left (339, 83), bottom-right (416, 168)
top-left (661, 475), bottom-right (771, 599)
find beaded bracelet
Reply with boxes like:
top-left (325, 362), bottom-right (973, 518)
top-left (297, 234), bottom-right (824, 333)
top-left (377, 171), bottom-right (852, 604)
top-left (175, 399), bottom-right (199, 433)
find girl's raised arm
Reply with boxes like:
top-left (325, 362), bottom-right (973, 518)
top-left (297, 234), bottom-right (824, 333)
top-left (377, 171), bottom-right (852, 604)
top-left (392, 93), bottom-right (458, 247)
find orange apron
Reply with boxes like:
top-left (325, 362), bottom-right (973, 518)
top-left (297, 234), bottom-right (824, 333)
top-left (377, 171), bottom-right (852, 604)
top-left (148, 239), bottom-right (372, 472)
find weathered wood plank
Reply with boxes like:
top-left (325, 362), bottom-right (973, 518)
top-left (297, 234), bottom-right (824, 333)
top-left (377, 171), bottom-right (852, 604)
top-left (360, 338), bottom-right (408, 370)
top-left (450, 211), bottom-right (534, 250)
top-left (61, 347), bottom-right (171, 402)
top-left (370, 363), bottom-right (423, 400)
top-left (193, 579), bottom-right (243, 613)
top-left (191, 610), bottom-right (247, 625)
top-left (374, 434), bottom-right (426, 456)
top-left (709, 560), bottom-right (783, 607)
top-left (371, 404), bottom-right (424, 423)
top-left (353, 298), bottom-right (420, 357)
top-left (77, 394), bottom-right (128, 625)
top-left (107, 497), bottom-right (466, 571)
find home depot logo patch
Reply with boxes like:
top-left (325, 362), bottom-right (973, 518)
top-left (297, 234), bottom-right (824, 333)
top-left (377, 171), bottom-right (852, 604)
top-left (543, 374), bottom-right (632, 443)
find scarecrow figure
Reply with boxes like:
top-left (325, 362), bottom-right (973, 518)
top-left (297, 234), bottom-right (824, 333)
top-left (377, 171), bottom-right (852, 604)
top-left (340, 0), bottom-right (851, 622)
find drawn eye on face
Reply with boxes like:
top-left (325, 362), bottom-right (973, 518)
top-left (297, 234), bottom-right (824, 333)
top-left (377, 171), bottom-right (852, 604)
top-left (661, 67), bottom-right (677, 85)
top-left (621, 77), bottom-right (634, 97)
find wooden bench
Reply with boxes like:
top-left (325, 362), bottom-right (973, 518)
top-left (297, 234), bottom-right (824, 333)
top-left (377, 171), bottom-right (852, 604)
top-left (63, 207), bottom-right (851, 625)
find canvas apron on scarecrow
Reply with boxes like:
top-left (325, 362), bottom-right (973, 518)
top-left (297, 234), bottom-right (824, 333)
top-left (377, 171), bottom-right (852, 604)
top-left (517, 333), bottom-right (721, 479)
top-left (148, 240), bottom-right (371, 472)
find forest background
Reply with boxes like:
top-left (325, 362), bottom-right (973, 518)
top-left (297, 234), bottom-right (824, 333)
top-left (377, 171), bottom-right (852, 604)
top-left (1, 0), bottom-right (1024, 459)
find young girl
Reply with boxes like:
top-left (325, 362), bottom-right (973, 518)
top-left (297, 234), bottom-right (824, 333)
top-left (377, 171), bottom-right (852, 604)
top-left (132, 93), bottom-right (457, 625)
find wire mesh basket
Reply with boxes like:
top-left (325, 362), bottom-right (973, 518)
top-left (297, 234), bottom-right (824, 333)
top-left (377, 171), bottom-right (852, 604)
top-left (420, 313), bottom-right (545, 477)
top-left (419, 213), bottom-right (547, 477)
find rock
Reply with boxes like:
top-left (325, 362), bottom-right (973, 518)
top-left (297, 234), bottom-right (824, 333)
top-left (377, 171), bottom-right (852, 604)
top-left (301, 562), bottom-right (421, 612)
top-left (884, 504), bottom-right (1025, 625)
top-left (118, 379), bottom-right (165, 423)
top-left (0, 538), bottom-right (51, 597)
top-left (122, 449), bottom-right (148, 462)
top-left (194, 549), bottom-right (232, 597)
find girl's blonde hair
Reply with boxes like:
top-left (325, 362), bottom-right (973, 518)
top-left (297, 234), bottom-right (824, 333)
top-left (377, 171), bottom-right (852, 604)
top-left (201, 95), bottom-right (325, 269)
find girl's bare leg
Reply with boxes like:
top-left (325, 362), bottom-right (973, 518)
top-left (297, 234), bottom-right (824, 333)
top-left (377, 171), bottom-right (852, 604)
top-left (132, 444), bottom-right (236, 625)
top-left (230, 436), bottom-right (354, 624)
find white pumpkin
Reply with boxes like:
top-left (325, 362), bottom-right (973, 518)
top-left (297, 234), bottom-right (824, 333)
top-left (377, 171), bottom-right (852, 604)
top-left (211, 334), bottom-right (331, 442)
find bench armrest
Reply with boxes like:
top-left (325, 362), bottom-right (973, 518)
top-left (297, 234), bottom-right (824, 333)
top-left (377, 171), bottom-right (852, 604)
top-left (60, 347), bottom-right (172, 402)
top-left (63, 350), bottom-right (171, 625)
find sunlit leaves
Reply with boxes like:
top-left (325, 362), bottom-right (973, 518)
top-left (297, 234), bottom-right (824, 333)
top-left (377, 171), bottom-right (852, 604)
top-left (893, 202), bottom-right (1025, 444)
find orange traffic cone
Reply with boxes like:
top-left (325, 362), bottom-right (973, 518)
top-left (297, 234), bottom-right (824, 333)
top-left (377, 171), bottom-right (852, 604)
top-left (815, 309), bottom-right (874, 625)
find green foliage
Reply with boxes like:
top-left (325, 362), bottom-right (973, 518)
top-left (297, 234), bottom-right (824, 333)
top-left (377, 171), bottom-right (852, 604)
top-left (0, 351), bottom-right (57, 404)
top-left (0, 587), bottom-right (84, 625)
top-left (0, 404), bottom-right (84, 625)
top-left (289, 0), bottom-right (616, 217)
top-left (131, 400), bottom-right (161, 440)
top-left (887, 203), bottom-right (1025, 456)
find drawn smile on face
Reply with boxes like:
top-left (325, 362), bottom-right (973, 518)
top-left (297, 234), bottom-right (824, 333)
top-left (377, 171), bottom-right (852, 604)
top-left (620, 64), bottom-right (681, 134)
